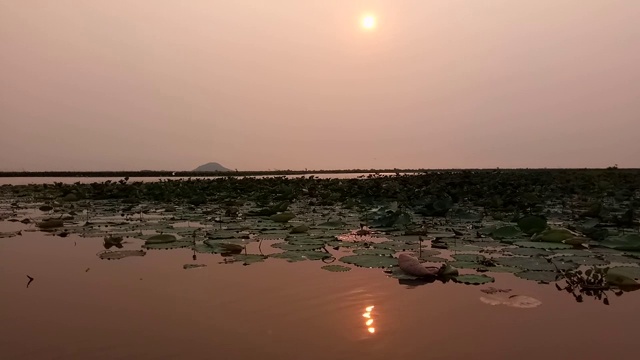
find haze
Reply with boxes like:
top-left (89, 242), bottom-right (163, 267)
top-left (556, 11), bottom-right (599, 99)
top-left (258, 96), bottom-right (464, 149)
top-left (1, 1), bottom-right (639, 171)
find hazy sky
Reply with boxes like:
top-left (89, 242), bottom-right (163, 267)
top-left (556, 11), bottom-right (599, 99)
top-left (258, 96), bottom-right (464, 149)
top-left (1, 1), bottom-right (639, 171)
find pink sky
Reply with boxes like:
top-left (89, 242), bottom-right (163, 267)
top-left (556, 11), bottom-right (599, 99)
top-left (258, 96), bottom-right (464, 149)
top-left (1, 1), bottom-right (639, 171)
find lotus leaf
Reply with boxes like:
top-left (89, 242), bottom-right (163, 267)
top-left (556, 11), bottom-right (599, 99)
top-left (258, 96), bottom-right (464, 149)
top-left (599, 234), bottom-right (640, 251)
top-left (272, 242), bottom-right (324, 251)
top-left (183, 264), bottom-right (207, 269)
top-left (515, 241), bottom-right (572, 250)
top-left (532, 228), bottom-right (575, 243)
top-left (517, 216), bottom-right (547, 235)
top-left (144, 241), bottom-right (193, 250)
top-left (491, 226), bottom-right (522, 239)
top-left (607, 266), bottom-right (640, 280)
top-left (515, 271), bottom-right (559, 282)
top-left (339, 254), bottom-right (397, 268)
top-left (232, 254), bottom-right (267, 264)
top-left (270, 251), bottom-right (329, 262)
top-left (321, 265), bottom-right (352, 272)
top-left (353, 248), bottom-right (396, 256)
top-left (452, 254), bottom-right (486, 262)
top-left (98, 250), bottom-right (146, 260)
top-left (144, 234), bottom-right (178, 244)
top-left (270, 212), bottom-right (295, 223)
top-left (454, 274), bottom-right (495, 285)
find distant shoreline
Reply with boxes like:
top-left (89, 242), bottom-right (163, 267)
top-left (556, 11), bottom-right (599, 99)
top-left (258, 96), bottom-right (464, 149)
top-left (0, 168), bottom-right (633, 178)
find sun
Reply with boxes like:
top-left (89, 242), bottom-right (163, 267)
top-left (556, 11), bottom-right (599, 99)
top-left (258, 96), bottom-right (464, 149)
top-left (361, 15), bottom-right (376, 29)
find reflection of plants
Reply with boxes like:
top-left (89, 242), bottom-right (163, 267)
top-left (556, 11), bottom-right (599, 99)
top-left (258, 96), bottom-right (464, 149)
top-left (555, 267), bottom-right (614, 304)
top-left (554, 266), bottom-right (639, 305)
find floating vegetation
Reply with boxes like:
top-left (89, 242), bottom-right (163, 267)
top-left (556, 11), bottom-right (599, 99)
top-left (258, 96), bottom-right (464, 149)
top-left (454, 274), bottom-right (495, 285)
top-left (321, 265), bottom-right (352, 272)
top-left (98, 250), bottom-right (146, 260)
top-left (183, 264), bottom-right (207, 270)
top-left (2, 169), bottom-right (640, 304)
top-left (340, 254), bottom-right (397, 268)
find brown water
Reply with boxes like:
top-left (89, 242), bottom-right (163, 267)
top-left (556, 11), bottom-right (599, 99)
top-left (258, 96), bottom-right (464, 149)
top-left (1, 228), bottom-right (639, 360)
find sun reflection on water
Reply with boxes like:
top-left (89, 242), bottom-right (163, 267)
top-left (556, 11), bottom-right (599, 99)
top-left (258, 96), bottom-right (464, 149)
top-left (362, 305), bottom-right (377, 335)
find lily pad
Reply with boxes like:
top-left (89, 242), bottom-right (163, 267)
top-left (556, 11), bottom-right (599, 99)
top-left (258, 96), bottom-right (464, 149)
top-left (448, 261), bottom-right (487, 270)
top-left (508, 247), bottom-right (553, 257)
top-left (485, 266), bottom-right (522, 274)
top-left (554, 256), bottom-right (608, 266)
top-left (517, 216), bottom-right (547, 235)
top-left (600, 234), bottom-right (640, 251)
top-left (270, 251), bottom-right (329, 262)
top-left (144, 234), bottom-right (178, 244)
top-left (353, 248), bottom-right (396, 256)
top-left (270, 212), bottom-right (295, 223)
top-left (272, 242), bottom-right (324, 251)
top-left (491, 226), bottom-right (522, 239)
top-left (339, 254), bottom-right (397, 268)
top-left (607, 266), bottom-right (640, 280)
top-left (321, 265), bottom-right (352, 272)
top-left (144, 240), bottom-right (193, 250)
top-left (232, 254), bottom-right (267, 264)
top-left (515, 241), bottom-right (573, 250)
top-left (454, 274), bottom-right (495, 285)
top-left (289, 224), bottom-right (309, 234)
top-left (496, 257), bottom-right (559, 271)
top-left (452, 254), bottom-right (486, 262)
top-left (98, 250), bottom-right (146, 260)
top-left (515, 271), bottom-right (560, 282)
top-left (532, 228), bottom-right (575, 243)
top-left (37, 219), bottom-right (64, 229)
top-left (183, 264), bottom-right (207, 269)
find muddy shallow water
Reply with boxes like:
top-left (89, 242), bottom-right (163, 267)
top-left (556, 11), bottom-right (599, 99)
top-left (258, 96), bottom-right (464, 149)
top-left (1, 229), bottom-right (639, 360)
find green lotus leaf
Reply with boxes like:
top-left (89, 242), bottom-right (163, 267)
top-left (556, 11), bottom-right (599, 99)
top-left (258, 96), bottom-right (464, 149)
top-left (353, 248), bottom-right (396, 256)
top-left (98, 250), bottom-right (146, 260)
top-left (448, 261), bottom-right (487, 270)
top-left (321, 265), bottom-right (352, 272)
top-left (599, 234), bottom-right (640, 251)
top-left (515, 271), bottom-right (560, 282)
top-left (289, 224), bottom-right (309, 234)
top-left (608, 266), bottom-right (640, 280)
top-left (183, 264), bottom-right (207, 269)
top-left (232, 254), bottom-right (267, 264)
top-left (491, 226), bottom-right (522, 240)
top-left (554, 256), bottom-right (608, 266)
top-left (272, 242), bottom-right (324, 251)
top-left (144, 240), bottom-right (193, 250)
top-left (515, 241), bottom-right (572, 250)
top-left (508, 247), bottom-right (553, 256)
top-left (496, 257), bottom-right (574, 271)
top-left (339, 254), bottom-right (397, 268)
top-left (532, 228), bottom-right (575, 243)
top-left (144, 234), bottom-right (178, 244)
top-left (452, 254), bottom-right (486, 262)
top-left (270, 212), bottom-right (296, 223)
top-left (270, 251), bottom-right (329, 262)
top-left (517, 216), bottom-right (548, 235)
top-left (453, 274), bottom-right (495, 285)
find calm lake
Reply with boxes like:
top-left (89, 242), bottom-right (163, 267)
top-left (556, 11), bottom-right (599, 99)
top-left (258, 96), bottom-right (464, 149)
top-left (1, 174), bottom-right (639, 360)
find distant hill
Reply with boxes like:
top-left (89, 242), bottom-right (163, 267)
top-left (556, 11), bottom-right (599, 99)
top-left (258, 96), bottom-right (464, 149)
top-left (192, 162), bottom-right (232, 172)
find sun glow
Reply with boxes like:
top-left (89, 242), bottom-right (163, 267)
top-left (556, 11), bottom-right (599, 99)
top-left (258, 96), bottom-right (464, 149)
top-left (361, 15), bottom-right (376, 29)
